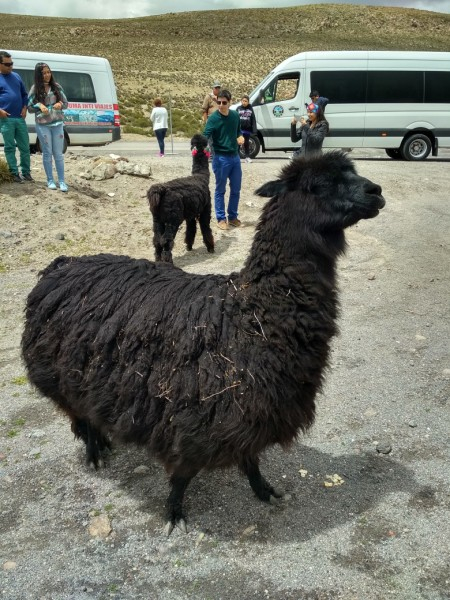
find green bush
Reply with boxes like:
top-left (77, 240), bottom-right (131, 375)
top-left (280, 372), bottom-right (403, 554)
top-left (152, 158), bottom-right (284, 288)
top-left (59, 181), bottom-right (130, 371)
top-left (0, 157), bottom-right (13, 184)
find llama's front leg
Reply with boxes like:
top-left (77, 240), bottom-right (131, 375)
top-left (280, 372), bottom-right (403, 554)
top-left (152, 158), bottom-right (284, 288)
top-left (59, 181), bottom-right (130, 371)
top-left (198, 208), bottom-right (215, 253)
top-left (164, 469), bottom-right (198, 536)
top-left (240, 456), bottom-right (283, 503)
top-left (185, 218), bottom-right (197, 251)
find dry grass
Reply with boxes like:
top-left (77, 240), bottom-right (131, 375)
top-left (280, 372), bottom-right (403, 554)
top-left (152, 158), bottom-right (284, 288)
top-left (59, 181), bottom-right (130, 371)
top-left (1, 4), bottom-right (449, 134)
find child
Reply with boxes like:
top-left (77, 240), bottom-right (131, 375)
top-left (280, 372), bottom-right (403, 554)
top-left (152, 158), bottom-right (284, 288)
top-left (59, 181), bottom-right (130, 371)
top-left (235, 95), bottom-right (257, 163)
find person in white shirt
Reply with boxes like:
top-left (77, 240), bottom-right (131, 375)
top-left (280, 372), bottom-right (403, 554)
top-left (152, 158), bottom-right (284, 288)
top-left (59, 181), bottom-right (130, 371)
top-left (150, 98), bottom-right (168, 157)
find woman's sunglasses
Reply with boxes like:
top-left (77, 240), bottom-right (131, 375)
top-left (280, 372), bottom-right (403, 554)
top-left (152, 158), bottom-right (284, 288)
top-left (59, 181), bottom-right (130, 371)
top-left (1, 62), bottom-right (13, 67)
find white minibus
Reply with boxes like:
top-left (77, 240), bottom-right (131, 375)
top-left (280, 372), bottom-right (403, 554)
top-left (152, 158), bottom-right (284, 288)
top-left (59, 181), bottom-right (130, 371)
top-left (0, 50), bottom-right (121, 152)
top-left (239, 50), bottom-right (450, 160)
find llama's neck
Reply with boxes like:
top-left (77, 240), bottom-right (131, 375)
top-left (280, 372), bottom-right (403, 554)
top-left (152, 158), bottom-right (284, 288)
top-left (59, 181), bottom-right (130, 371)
top-left (240, 196), bottom-right (345, 291)
top-left (192, 155), bottom-right (210, 177)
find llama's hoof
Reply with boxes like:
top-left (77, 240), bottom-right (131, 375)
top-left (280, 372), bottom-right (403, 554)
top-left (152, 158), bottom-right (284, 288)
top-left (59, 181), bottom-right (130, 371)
top-left (207, 247), bottom-right (215, 253)
top-left (163, 518), bottom-right (188, 537)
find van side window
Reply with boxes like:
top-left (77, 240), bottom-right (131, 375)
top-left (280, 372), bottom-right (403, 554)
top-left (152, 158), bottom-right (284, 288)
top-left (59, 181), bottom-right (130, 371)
top-left (311, 71), bottom-right (366, 103)
top-left (367, 71), bottom-right (423, 103)
top-left (14, 69), bottom-right (96, 103)
top-left (254, 73), bottom-right (300, 106)
top-left (425, 71), bottom-right (450, 103)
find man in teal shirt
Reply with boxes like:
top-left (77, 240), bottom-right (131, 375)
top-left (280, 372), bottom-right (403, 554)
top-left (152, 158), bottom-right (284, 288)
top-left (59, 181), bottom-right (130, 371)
top-left (203, 89), bottom-right (244, 230)
top-left (0, 51), bottom-right (33, 183)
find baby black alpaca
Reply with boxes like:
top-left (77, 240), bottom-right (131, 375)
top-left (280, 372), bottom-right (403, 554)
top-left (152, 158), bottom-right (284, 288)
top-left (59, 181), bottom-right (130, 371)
top-left (22, 151), bottom-right (385, 535)
top-left (147, 133), bottom-right (214, 263)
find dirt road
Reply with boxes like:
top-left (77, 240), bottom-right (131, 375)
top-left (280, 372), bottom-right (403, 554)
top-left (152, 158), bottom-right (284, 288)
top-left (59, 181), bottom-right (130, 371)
top-left (1, 142), bottom-right (449, 599)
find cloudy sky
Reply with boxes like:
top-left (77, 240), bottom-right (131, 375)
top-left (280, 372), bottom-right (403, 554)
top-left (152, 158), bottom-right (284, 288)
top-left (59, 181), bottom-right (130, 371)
top-left (1, 0), bottom-right (450, 19)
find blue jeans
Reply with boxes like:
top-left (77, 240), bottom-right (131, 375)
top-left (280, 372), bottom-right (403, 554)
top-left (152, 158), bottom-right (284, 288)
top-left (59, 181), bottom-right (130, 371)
top-left (0, 117), bottom-right (30, 176)
top-left (212, 153), bottom-right (242, 221)
top-left (155, 128), bottom-right (167, 154)
top-left (35, 122), bottom-right (65, 183)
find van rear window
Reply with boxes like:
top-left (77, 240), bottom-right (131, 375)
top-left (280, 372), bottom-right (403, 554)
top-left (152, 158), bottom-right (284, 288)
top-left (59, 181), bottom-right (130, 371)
top-left (15, 69), bottom-right (96, 103)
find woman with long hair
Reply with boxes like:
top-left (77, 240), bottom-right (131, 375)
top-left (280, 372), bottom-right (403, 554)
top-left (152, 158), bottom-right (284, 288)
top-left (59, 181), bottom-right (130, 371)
top-left (290, 102), bottom-right (329, 158)
top-left (28, 62), bottom-right (68, 191)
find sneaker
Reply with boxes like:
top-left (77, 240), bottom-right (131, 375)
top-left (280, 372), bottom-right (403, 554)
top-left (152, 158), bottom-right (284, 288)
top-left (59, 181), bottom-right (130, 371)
top-left (12, 174), bottom-right (24, 184)
top-left (228, 218), bottom-right (241, 227)
top-left (59, 182), bottom-right (68, 193)
top-left (245, 157), bottom-right (252, 163)
top-left (217, 220), bottom-right (229, 230)
top-left (22, 173), bottom-right (34, 182)
top-left (47, 180), bottom-right (57, 190)
top-left (159, 153), bottom-right (165, 157)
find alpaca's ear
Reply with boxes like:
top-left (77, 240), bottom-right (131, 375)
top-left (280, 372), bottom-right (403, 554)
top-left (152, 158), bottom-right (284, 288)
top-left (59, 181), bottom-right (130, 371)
top-left (255, 180), bottom-right (286, 198)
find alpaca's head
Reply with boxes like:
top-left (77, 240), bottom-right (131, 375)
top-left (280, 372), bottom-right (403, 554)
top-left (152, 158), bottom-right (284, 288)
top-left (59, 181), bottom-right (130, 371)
top-left (190, 134), bottom-right (210, 156)
top-left (255, 151), bottom-right (385, 231)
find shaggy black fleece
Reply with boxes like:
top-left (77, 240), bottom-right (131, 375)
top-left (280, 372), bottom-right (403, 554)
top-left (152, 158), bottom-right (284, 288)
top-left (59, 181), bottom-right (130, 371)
top-left (22, 151), bottom-right (385, 530)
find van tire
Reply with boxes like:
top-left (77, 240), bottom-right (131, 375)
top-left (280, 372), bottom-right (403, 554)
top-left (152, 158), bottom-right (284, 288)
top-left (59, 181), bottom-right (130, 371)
top-left (400, 134), bottom-right (431, 161)
top-left (238, 134), bottom-right (261, 159)
top-left (385, 149), bottom-right (402, 159)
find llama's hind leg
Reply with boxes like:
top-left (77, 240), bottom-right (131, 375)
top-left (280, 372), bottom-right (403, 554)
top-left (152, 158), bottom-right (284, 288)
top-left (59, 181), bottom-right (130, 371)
top-left (152, 220), bottom-right (165, 261)
top-left (198, 208), bottom-right (215, 253)
top-left (184, 218), bottom-right (197, 251)
top-left (164, 468), bottom-right (199, 536)
top-left (71, 418), bottom-right (111, 469)
top-left (240, 456), bottom-right (283, 503)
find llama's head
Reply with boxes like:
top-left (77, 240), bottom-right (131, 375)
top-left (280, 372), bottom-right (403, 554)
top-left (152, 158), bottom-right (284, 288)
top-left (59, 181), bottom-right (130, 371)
top-left (190, 133), bottom-right (210, 157)
top-left (255, 151), bottom-right (385, 230)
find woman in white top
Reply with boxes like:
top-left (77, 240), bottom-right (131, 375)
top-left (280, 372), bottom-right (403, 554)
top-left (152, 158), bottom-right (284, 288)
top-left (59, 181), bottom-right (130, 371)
top-left (150, 98), bottom-right (168, 157)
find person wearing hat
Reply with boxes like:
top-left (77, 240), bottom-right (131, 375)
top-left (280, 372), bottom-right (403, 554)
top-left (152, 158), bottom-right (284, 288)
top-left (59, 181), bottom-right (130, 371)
top-left (290, 102), bottom-right (329, 158)
top-left (202, 81), bottom-right (221, 124)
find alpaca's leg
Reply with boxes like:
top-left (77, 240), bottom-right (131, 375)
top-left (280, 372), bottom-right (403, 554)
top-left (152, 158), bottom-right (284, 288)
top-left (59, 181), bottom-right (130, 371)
top-left (184, 218), bottom-right (197, 251)
top-left (71, 417), bottom-right (111, 469)
top-left (160, 223), bottom-right (177, 263)
top-left (240, 456), bottom-right (283, 502)
top-left (152, 220), bottom-right (164, 261)
top-left (164, 469), bottom-right (198, 536)
top-left (198, 207), bottom-right (215, 253)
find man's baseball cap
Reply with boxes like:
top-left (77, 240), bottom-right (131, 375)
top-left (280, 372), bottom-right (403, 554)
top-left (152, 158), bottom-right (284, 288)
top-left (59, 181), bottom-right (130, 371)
top-left (212, 81), bottom-right (221, 88)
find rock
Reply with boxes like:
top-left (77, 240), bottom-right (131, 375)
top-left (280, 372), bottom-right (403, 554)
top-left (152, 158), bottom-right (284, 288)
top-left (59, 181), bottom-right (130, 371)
top-left (376, 441), bottom-right (392, 454)
top-left (91, 163), bottom-right (116, 180)
top-left (88, 514), bottom-right (112, 538)
top-left (3, 561), bottom-right (17, 571)
top-left (55, 233), bottom-right (65, 240)
top-left (133, 465), bottom-right (150, 474)
top-left (0, 230), bottom-right (13, 238)
top-left (368, 273), bottom-right (376, 280)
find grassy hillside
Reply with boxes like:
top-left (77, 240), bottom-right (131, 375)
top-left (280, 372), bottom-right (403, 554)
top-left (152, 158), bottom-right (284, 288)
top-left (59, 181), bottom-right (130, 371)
top-left (1, 4), bottom-right (449, 136)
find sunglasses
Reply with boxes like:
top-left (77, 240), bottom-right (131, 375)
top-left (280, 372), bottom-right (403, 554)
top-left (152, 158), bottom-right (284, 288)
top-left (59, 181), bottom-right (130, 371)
top-left (1, 62), bottom-right (13, 67)
top-left (217, 100), bottom-right (229, 105)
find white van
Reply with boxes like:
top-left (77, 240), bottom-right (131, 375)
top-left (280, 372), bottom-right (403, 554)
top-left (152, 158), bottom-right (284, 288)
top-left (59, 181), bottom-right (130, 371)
top-left (239, 50), bottom-right (450, 160)
top-left (0, 50), bottom-right (120, 152)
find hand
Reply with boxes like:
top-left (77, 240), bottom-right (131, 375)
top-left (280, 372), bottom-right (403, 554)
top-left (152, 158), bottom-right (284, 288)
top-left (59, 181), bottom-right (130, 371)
top-left (54, 102), bottom-right (62, 110)
top-left (237, 135), bottom-right (245, 145)
top-left (300, 117), bottom-right (306, 125)
top-left (40, 104), bottom-right (49, 114)
top-left (21, 107), bottom-right (27, 119)
top-left (291, 117), bottom-right (297, 124)
top-left (0, 108), bottom-right (11, 118)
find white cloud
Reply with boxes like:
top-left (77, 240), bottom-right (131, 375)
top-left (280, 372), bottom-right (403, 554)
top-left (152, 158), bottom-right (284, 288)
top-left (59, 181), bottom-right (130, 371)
top-left (1, 0), bottom-right (449, 19)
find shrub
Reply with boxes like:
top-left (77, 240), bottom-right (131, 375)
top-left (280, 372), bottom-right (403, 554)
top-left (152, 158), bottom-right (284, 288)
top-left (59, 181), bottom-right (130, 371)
top-left (0, 157), bottom-right (13, 184)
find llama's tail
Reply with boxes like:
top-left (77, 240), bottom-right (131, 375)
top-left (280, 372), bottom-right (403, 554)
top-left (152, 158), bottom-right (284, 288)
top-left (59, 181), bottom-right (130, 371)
top-left (147, 185), bottom-right (166, 212)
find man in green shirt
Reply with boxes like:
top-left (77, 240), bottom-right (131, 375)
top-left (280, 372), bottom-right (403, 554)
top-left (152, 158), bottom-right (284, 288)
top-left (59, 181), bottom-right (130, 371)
top-left (203, 89), bottom-right (244, 230)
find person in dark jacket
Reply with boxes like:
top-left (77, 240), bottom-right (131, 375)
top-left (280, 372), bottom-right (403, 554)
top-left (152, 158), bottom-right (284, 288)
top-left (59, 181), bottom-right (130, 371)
top-left (235, 95), bottom-right (257, 163)
top-left (291, 102), bottom-right (329, 158)
top-left (308, 90), bottom-right (329, 112)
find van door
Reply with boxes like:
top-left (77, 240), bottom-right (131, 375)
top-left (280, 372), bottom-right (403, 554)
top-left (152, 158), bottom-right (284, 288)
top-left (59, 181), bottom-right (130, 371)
top-left (309, 69), bottom-right (367, 149)
top-left (252, 72), bottom-right (303, 150)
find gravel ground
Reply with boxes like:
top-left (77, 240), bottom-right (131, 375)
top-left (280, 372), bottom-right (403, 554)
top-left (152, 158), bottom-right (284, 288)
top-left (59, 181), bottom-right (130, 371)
top-left (0, 141), bottom-right (449, 600)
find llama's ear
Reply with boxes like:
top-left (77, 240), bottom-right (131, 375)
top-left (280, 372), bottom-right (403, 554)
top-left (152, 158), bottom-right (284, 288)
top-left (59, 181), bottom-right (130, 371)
top-left (255, 180), bottom-right (286, 198)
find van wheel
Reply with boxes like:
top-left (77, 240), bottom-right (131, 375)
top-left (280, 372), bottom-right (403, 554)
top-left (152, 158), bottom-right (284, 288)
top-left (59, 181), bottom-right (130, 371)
top-left (400, 134), bottom-right (431, 161)
top-left (385, 149), bottom-right (402, 160)
top-left (238, 134), bottom-right (261, 159)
